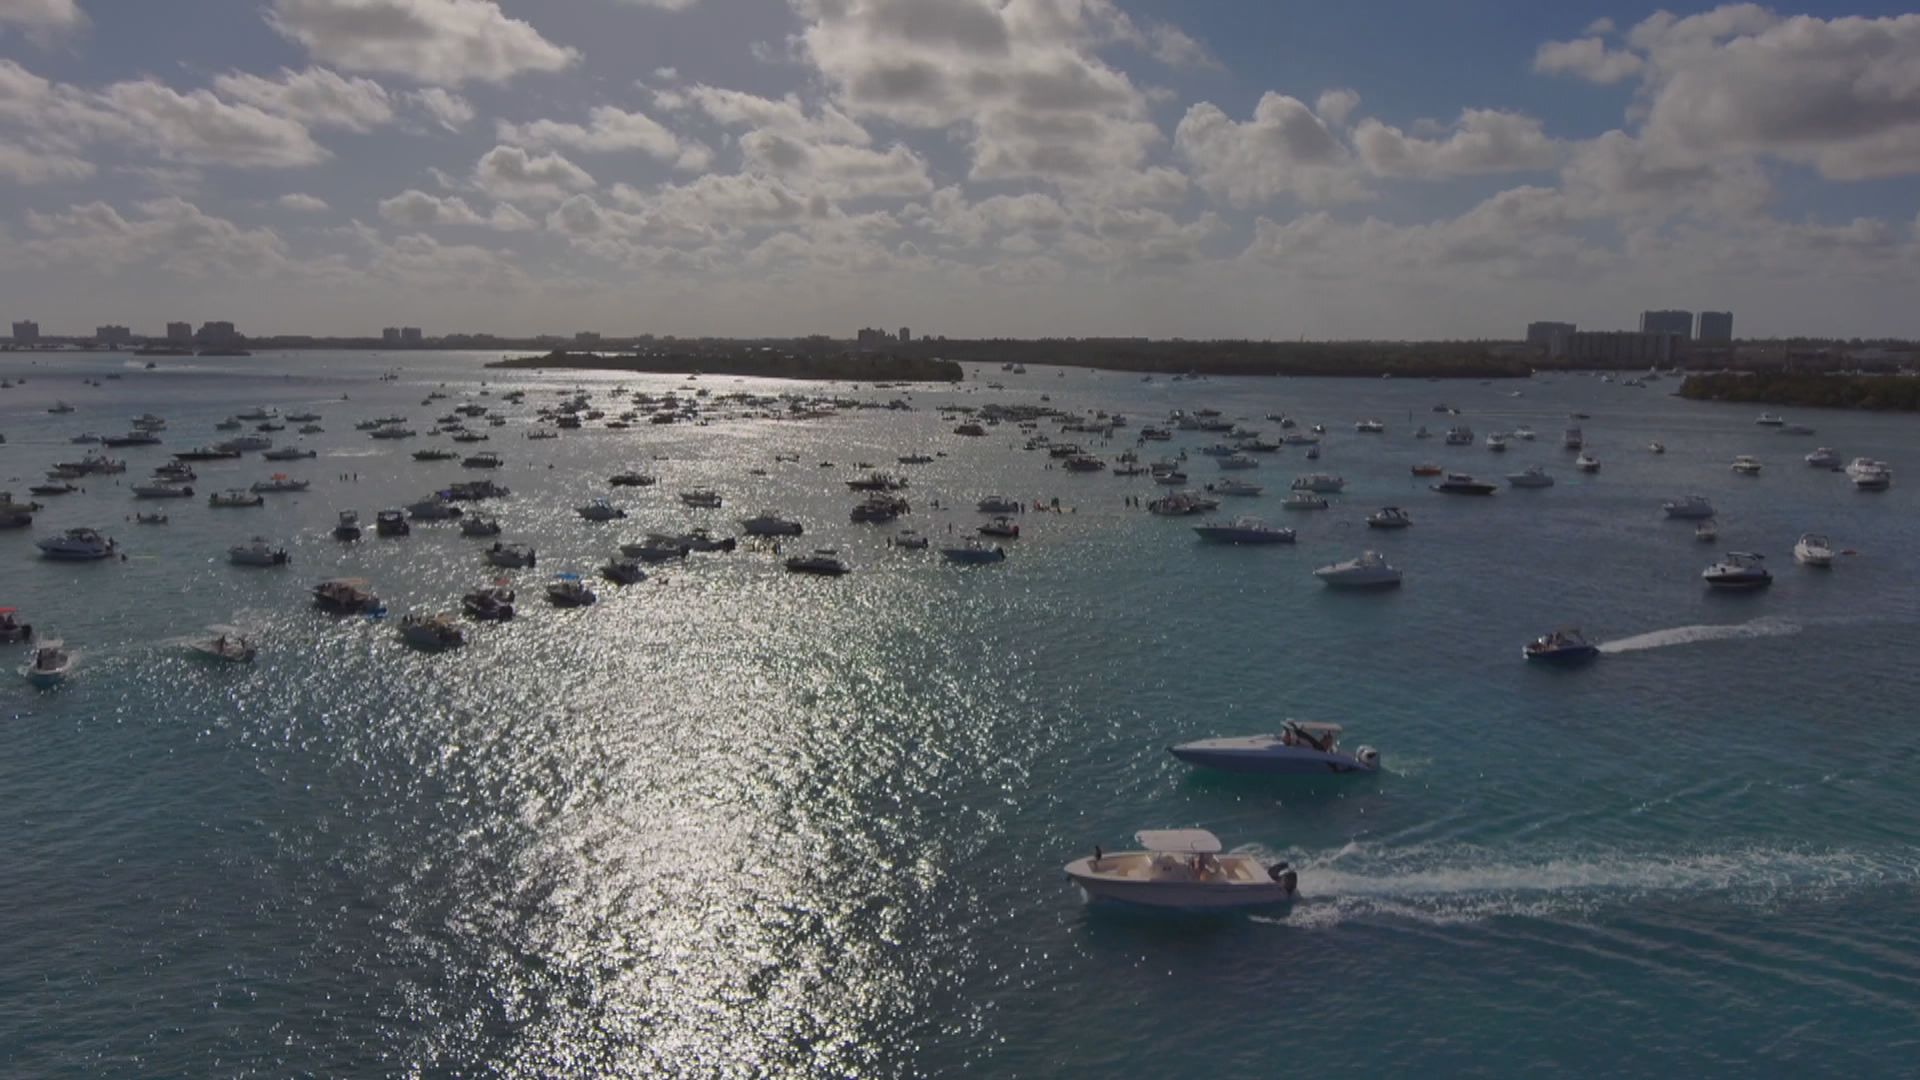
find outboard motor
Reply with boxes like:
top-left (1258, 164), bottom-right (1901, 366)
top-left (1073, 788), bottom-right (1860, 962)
top-left (1267, 861), bottom-right (1299, 897)
top-left (1356, 746), bottom-right (1381, 770)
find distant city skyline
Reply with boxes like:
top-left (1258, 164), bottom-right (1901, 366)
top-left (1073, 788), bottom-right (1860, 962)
top-left (1, 2), bottom-right (1917, 339)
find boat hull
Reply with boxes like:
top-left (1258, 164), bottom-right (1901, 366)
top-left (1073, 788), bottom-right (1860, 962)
top-left (1168, 744), bottom-right (1378, 775)
top-left (1064, 858), bottom-right (1297, 910)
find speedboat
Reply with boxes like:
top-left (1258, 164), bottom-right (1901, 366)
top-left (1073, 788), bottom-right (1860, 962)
top-left (375, 509), bottom-right (410, 536)
top-left (312, 578), bottom-right (381, 614)
top-left (1169, 722), bottom-right (1380, 775)
top-left (576, 499), bottom-right (627, 522)
top-left (679, 528), bottom-right (736, 553)
top-left (1648, 441), bottom-right (1666, 454)
top-left (228, 537), bottom-right (290, 566)
top-left (486, 542), bottom-right (537, 568)
top-left (0, 607), bottom-right (32, 644)
top-left (1523, 628), bottom-right (1600, 663)
top-left (37, 527), bottom-right (116, 560)
top-left (209, 489), bottom-right (264, 508)
top-left (1432, 473), bottom-right (1497, 495)
top-left (851, 496), bottom-right (904, 523)
top-left (1282, 491), bottom-right (1328, 510)
top-left (1314, 550), bottom-right (1402, 588)
top-left (785, 549), bottom-right (850, 576)
top-left (545, 575), bottom-right (598, 607)
top-left (1193, 517), bottom-right (1294, 545)
top-left (263, 446), bottom-right (317, 461)
top-left (679, 489), bottom-right (723, 509)
top-left (1793, 533), bottom-right (1834, 568)
top-left (1505, 466), bottom-right (1554, 489)
top-left (399, 612), bottom-right (467, 650)
top-left (333, 510), bottom-right (362, 541)
top-left (1663, 494), bottom-right (1715, 519)
top-left (941, 541), bottom-right (1007, 565)
top-left (1695, 520), bottom-right (1718, 542)
top-left (459, 516), bottom-right (502, 537)
top-left (188, 626), bottom-right (255, 663)
top-left (1485, 433), bottom-right (1508, 452)
top-left (1291, 474), bottom-right (1345, 494)
top-left (977, 496), bottom-right (1021, 513)
top-left (1512, 425), bottom-right (1536, 441)
top-left (1805, 447), bottom-right (1841, 469)
top-left (407, 496), bottom-right (462, 520)
top-left (1847, 458), bottom-right (1892, 490)
top-left (1354, 419), bottom-right (1384, 433)
top-left (131, 481), bottom-right (194, 499)
top-left (622, 535), bottom-right (689, 562)
top-left (1366, 506), bottom-right (1412, 529)
top-left (1064, 830), bottom-right (1298, 910)
top-left (893, 529), bottom-right (930, 550)
top-left (22, 640), bottom-right (72, 688)
top-left (134, 512), bottom-right (168, 525)
top-left (1575, 453), bottom-right (1601, 473)
top-left (1410, 463), bottom-right (1444, 477)
top-left (601, 559), bottom-right (649, 585)
top-left (1731, 455), bottom-right (1762, 475)
top-left (462, 585), bottom-right (516, 621)
top-left (1206, 479), bottom-right (1262, 497)
top-left (978, 516), bottom-right (1020, 539)
top-left (250, 475), bottom-right (310, 494)
top-left (1755, 412), bottom-right (1786, 426)
top-left (1702, 551), bottom-right (1771, 589)
top-left (741, 513), bottom-right (804, 536)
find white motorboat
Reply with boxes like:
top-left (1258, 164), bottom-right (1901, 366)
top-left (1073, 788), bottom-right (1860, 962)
top-left (1355, 419), bottom-right (1384, 433)
top-left (1432, 473), bottom-right (1498, 495)
top-left (1847, 458), bottom-right (1892, 490)
top-left (1366, 506), bottom-right (1412, 529)
top-left (1575, 453), bottom-right (1601, 473)
top-left (1663, 495), bottom-right (1715, 519)
top-left (1291, 473), bottom-right (1345, 494)
top-left (399, 612), bottom-right (467, 650)
top-left (1484, 433), bottom-right (1508, 452)
top-left (1206, 479), bottom-right (1263, 497)
top-left (1193, 517), bottom-right (1294, 544)
top-left (1755, 412), bottom-right (1786, 426)
top-left (1512, 425), bottom-right (1536, 441)
top-left (1506, 466), bottom-right (1554, 489)
top-left (577, 499), bottom-right (627, 522)
top-left (1169, 722), bottom-right (1380, 775)
top-left (1064, 830), bottom-right (1298, 910)
top-left (228, 536), bottom-right (291, 566)
top-left (785, 549), bottom-right (851, 576)
top-left (131, 481), bottom-right (194, 499)
top-left (22, 640), bottom-right (73, 687)
top-left (1805, 447), bottom-right (1841, 469)
top-left (37, 527), bottom-right (116, 560)
top-left (1702, 551), bottom-right (1771, 589)
top-left (741, 513), bottom-right (804, 537)
top-left (1793, 533), bottom-right (1834, 568)
top-left (251, 474), bottom-right (310, 494)
top-left (679, 489), bottom-right (723, 509)
top-left (1314, 550), bottom-right (1402, 588)
top-left (1731, 455), bottom-right (1762, 475)
top-left (486, 542), bottom-right (537, 568)
top-left (941, 541), bottom-right (1008, 565)
top-left (188, 626), bottom-right (256, 663)
top-left (1649, 441), bottom-right (1666, 454)
top-left (1282, 491), bottom-right (1328, 510)
top-left (209, 489), bottom-right (264, 508)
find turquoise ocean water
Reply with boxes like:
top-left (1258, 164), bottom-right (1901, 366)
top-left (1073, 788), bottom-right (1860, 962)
top-left (3, 350), bottom-right (1919, 1077)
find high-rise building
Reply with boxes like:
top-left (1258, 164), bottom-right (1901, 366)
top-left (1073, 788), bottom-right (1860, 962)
top-left (197, 321), bottom-right (240, 345)
top-left (1640, 310), bottom-right (1693, 339)
top-left (12, 320), bottom-right (39, 344)
top-left (574, 331), bottom-right (602, 345)
top-left (400, 327), bottom-right (423, 344)
top-left (382, 327), bottom-right (402, 344)
top-left (856, 327), bottom-right (891, 349)
top-left (1525, 321), bottom-right (1576, 357)
top-left (898, 326), bottom-right (911, 344)
top-left (96, 325), bottom-right (132, 345)
top-left (1697, 311), bottom-right (1733, 342)
top-left (166, 321), bottom-right (193, 343)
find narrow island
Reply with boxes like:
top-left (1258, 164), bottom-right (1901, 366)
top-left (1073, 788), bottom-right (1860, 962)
top-left (487, 349), bottom-right (963, 382)
top-left (1679, 371), bottom-right (1920, 411)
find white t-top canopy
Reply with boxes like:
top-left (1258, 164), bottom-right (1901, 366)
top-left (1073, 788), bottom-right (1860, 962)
top-left (1135, 829), bottom-right (1222, 854)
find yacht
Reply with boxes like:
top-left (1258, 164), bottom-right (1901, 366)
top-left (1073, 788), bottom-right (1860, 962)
top-left (784, 549), bottom-right (850, 576)
top-left (312, 578), bottom-right (382, 614)
top-left (462, 585), bottom-right (516, 621)
top-left (486, 542), bottom-right (537, 568)
top-left (375, 509), bottom-right (410, 536)
top-left (1192, 517), bottom-right (1294, 544)
top-left (1148, 493), bottom-right (1212, 516)
top-left (1731, 455), bottom-right (1762, 475)
top-left (22, 640), bottom-right (73, 688)
top-left (1702, 551), bottom-right (1772, 589)
top-left (941, 541), bottom-right (1008, 565)
top-left (228, 537), bottom-right (291, 566)
top-left (131, 481), bottom-right (194, 499)
top-left (1663, 495), bottom-right (1715, 519)
top-left (1168, 723), bottom-right (1380, 775)
top-left (1206, 479), bottom-right (1262, 497)
top-left (1755, 413), bottom-right (1786, 426)
top-left (1847, 458), bottom-right (1892, 490)
top-left (1366, 506), bottom-right (1413, 529)
top-left (187, 626), bottom-right (256, 664)
top-left (1793, 533), bottom-right (1835, 568)
top-left (577, 499), bottom-right (627, 522)
top-left (1523, 628), bottom-right (1600, 663)
top-left (545, 575), bottom-right (598, 607)
top-left (679, 489), bottom-right (723, 509)
top-left (741, 513), bottom-right (804, 537)
top-left (1063, 830), bottom-right (1298, 910)
top-left (1562, 427), bottom-right (1584, 450)
top-left (1805, 447), bottom-right (1841, 469)
top-left (250, 475), bottom-right (310, 494)
top-left (621, 535), bottom-right (689, 562)
top-left (1484, 433), bottom-right (1508, 452)
top-left (210, 489), bottom-right (264, 508)
top-left (1314, 550), bottom-right (1402, 588)
top-left (1433, 473), bottom-right (1497, 495)
top-left (332, 510), bottom-right (362, 541)
top-left (601, 559), bottom-right (648, 585)
top-left (1506, 466), bottom-right (1554, 489)
top-left (37, 527), bottom-right (116, 560)
top-left (263, 446), bottom-right (316, 461)
top-left (977, 496), bottom-right (1021, 513)
top-left (1282, 491), bottom-right (1329, 510)
top-left (1575, 453), bottom-right (1601, 473)
top-left (1290, 474), bottom-right (1345, 494)
top-left (459, 516), bottom-right (501, 538)
top-left (399, 612), bottom-right (467, 650)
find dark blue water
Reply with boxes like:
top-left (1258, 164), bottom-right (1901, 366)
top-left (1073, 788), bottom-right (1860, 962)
top-left (4, 352), bottom-right (1918, 1076)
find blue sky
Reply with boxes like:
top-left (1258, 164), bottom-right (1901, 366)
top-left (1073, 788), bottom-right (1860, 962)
top-left (2, 1), bottom-right (1917, 340)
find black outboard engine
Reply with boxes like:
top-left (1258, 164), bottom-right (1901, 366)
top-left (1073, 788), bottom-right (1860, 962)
top-left (1267, 861), bottom-right (1299, 896)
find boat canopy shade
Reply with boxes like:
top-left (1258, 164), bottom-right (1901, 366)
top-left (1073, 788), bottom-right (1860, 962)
top-left (1135, 829), bottom-right (1221, 854)
top-left (1284, 720), bottom-right (1344, 735)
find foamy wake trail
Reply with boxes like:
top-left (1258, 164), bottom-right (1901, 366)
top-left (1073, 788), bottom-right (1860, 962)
top-left (1248, 842), bottom-right (1920, 929)
top-left (1598, 616), bottom-right (1800, 655)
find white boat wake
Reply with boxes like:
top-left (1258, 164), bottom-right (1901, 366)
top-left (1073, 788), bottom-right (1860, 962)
top-left (1597, 616), bottom-right (1801, 655)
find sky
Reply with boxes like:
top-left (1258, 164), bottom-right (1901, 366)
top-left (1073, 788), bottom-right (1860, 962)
top-left (1, 0), bottom-right (1918, 341)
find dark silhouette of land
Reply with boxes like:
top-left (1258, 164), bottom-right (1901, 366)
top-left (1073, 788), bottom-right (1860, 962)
top-left (1679, 372), bottom-right (1920, 411)
top-left (488, 349), bottom-right (964, 382)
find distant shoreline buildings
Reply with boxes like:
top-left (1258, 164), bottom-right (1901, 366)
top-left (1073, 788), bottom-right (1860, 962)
top-left (1526, 309), bottom-right (1736, 364)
